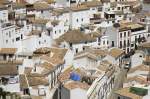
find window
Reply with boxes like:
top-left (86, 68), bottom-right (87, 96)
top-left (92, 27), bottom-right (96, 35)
top-left (112, 41), bottom-right (114, 47)
top-left (120, 41), bottom-right (122, 48)
top-left (118, 7), bottom-right (120, 10)
top-left (83, 47), bottom-right (85, 50)
top-left (127, 40), bottom-right (130, 47)
top-left (124, 40), bottom-right (126, 47)
top-left (81, 18), bottom-right (83, 22)
top-left (139, 35), bottom-right (141, 39)
top-left (128, 31), bottom-right (130, 36)
top-left (76, 19), bottom-right (78, 22)
top-left (39, 41), bottom-right (41, 45)
top-left (23, 89), bottom-right (30, 95)
top-left (39, 34), bottom-right (41, 37)
top-left (124, 32), bottom-right (126, 37)
top-left (103, 41), bottom-right (105, 45)
top-left (98, 37), bottom-right (101, 42)
top-left (9, 31), bottom-right (11, 37)
top-left (55, 31), bottom-right (57, 34)
top-left (21, 34), bottom-right (23, 39)
top-left (16, 37), bottom-right (20, 41)
top-left (70, 43), bottom-right (72, 47)
top-left (38, 88), bottom-right (46, 96)
top-left (6, 40), bottom-right (8, 43)
top-left (75, 48), bottom-right (78, 53)
top-left (120, 33), bottom-right (122, 38)
top-left (127, 48), bottom-right (130, 53)
top-left (59, 30), bottom-right (61, 33)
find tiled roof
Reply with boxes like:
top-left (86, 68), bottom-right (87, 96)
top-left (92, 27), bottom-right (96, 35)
top-left (64, 81), bottom-right (90, 90)
top-left (58, 66), bottom-right (73, 83)
top-left (27, 30), bottom-right (42, 36)
top-left (0, 48), bottom-right (17, 54)
top-left (139, 42), bottom-right (150, 48)
top-left (56, 30), bottom-right (98, 44)
top-left (30, 18), bottom-right (49, 25)
top-left (128, 64), bottom-right (149, 73)
top-left (33, 47), bottom-right (67, 71)
top-left (74, 48), bottom-right (107, 60)
top-left (81, 1), bottom-right (102, 7)
top-left (27, 76), bottom-right (49, 86)
top-left (115, 87), bottom-right (143, 99)
top-left (109, 48), bottom-right (124, 58)
top-left (97, 60), bottom-right (112, 72)
top-left (0, 65), bottom-right (18, 76)
top-left (125, 76), bottom-right (147, 84)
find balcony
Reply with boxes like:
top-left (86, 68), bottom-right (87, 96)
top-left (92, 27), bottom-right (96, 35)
top-left (90, 18), bottom-right (101, 24)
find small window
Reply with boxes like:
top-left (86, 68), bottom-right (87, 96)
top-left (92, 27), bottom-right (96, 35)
top-left (16, 37), bottom-right (20, 41)
top-left (120, 33), bottom-right (122, 38)
top-left (39, 34), bottom-right (41, 37)
top-left (6, 40), bottom-right (8, 43)
top-left (38, 88), bottom-right (46, 96)
top-left (124, 32), bottom-right (126, 37)
top-left (70, 43), bottom-right (72, 47)
top-left (76, 19), bottom-right (78, 22)
top-left (81, 18), bottom-right (83, 22)
top-left (83, 47), bottom-right (85, 50)
top-left (28, 56), bottom-right (32, 59)
top-left (59, 30), bottom-right (61, 33)
top-left (76, 48), bottom-right (78, 53)
top-left (21, 34), bottom-right (23, 39)
top-left (9, 31), bottom-right (11, 37)
top-left (103, 41), bottom-right (105, 45)
top-left (128, 31), bottom-right (130, 36)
